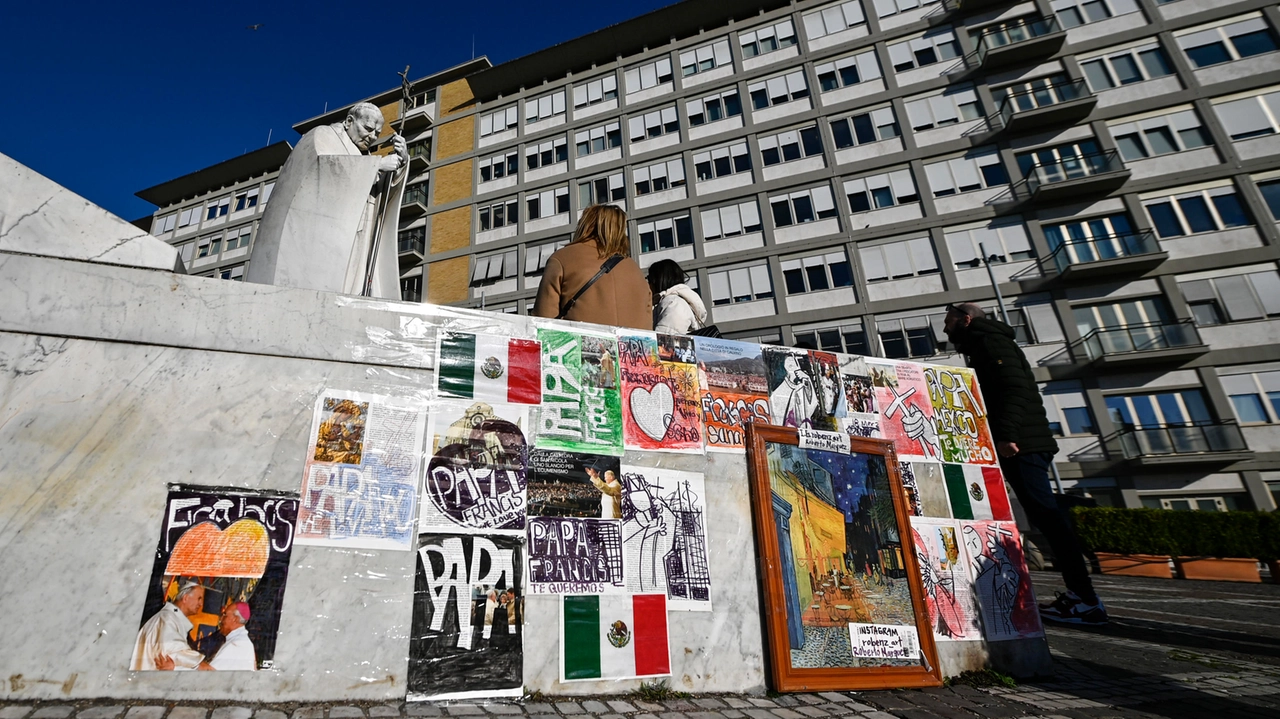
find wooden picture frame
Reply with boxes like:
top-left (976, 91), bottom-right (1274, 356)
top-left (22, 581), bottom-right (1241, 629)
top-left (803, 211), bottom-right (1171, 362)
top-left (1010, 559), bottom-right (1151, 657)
top-left (745, 423), bottom-right (942, 692)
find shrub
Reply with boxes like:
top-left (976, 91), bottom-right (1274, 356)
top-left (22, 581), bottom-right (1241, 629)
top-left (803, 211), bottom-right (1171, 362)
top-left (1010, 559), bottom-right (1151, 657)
top-left (1072, 507), bottom-right (1276, 559)
top-left (1071, 507), bottom-right (1179, 556)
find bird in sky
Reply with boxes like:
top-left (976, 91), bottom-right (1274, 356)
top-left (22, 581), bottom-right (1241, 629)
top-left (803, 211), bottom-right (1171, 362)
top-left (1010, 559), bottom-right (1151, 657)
top-left (246, 24), bottom-right (263, 30)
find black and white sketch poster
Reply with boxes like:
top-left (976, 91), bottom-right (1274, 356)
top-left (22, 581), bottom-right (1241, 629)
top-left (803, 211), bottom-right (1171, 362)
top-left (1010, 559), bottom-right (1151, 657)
top-left (620, 466), bottom-right (712, 611)
top-left (408, 533), bottom-right (524, 700)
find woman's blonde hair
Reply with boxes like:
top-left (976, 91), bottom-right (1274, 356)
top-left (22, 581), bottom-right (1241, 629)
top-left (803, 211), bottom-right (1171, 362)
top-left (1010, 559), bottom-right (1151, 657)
top-left (571, 204), bottom-right (631, 258)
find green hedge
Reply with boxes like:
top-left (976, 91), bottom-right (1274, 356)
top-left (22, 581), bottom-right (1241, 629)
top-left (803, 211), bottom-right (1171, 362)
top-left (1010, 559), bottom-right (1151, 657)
top-left (1071, 507), bottom-right (1280, 560)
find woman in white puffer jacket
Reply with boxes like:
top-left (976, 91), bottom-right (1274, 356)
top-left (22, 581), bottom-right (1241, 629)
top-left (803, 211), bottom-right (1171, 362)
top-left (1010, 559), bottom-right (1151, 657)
top-left (648, 259), bottom-right (708, 334)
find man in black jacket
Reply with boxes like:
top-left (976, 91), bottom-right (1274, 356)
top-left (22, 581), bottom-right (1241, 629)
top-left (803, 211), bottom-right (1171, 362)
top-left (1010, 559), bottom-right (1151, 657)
top-left (944, 302), bottom-right (1107, 625)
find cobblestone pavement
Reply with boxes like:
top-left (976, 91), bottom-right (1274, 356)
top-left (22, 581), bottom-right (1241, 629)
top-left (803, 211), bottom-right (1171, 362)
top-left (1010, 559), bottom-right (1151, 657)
top-left (5, 574), bottom-right (1279, 719)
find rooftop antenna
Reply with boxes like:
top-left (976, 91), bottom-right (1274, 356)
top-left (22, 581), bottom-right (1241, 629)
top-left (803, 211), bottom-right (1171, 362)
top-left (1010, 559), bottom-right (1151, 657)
top-left (266, 128), bottom-right (272, 146)
top-left (472, 35), bottom-right (475, 60)
top-left (323, 101), bottom-right (328, 114)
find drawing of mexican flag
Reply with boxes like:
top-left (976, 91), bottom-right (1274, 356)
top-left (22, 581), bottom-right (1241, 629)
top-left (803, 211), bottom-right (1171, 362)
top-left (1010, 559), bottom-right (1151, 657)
top-left (561, 594), bottom-right (670, 681)
top-left (437, 331), bottom-right (542, 405)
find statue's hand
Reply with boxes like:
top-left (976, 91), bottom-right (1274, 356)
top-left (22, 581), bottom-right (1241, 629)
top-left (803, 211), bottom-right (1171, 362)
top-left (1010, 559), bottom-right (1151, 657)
top-left (378, 153), bottom-right (404, 173)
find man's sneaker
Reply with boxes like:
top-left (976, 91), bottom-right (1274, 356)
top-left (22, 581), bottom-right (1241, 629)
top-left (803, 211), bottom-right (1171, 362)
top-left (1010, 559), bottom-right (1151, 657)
top-left (1039, 591), bottom-right (1108, 625)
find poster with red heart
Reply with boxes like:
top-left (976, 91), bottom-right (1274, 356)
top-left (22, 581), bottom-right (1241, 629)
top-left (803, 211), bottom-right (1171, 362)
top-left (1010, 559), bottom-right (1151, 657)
top-left (130, 485), bottom-right (298, 672)
top-left (617, 332), bottom-right (704, 453)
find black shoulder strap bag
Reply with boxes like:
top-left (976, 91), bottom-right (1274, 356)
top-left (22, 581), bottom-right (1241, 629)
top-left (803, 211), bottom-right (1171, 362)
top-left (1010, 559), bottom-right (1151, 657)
top-left (555, 254), bottom-right (625, 320)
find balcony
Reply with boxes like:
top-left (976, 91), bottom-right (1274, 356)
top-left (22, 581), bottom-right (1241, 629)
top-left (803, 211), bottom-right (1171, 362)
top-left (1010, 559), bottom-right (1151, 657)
top-left (1023, 150), bottom-right (1130, 203)
top-left (401, 97), bottom-right (435, 132)
top-left (408, 141), bottom-right (432, 173)
top-left (1074, 319), bottom-right (1208, 367)
top-left (941, 0), bottom-right (1011, 15)
top-left (1048, 230), bottom-right (1167, 281)
top-left (997, 79), bottom-right (1096, 134)
top-left (400, 186), bottom-right (428, 219)
top-left (970, 16), bottom-right (1066, 71)
top-left (1112, 421), bottom-right (1251, 466)
top-left (397, 232), bottom-right (425, 267)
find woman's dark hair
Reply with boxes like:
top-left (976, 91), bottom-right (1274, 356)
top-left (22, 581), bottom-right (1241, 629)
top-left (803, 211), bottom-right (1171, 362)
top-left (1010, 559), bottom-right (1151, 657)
top-left (647, 259), bottom-right (687, 294)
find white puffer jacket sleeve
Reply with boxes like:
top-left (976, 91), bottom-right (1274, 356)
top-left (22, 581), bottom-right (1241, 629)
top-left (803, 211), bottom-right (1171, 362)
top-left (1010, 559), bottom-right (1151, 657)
top-left (653, 284), bottom-right (708, 334)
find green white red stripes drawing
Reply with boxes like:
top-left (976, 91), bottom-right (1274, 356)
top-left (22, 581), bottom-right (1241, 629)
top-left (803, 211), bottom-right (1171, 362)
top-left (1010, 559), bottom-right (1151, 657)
top-left (561, 594), bottom-right (669, 681)
top-left (438, 331), bottom-right (542, 405)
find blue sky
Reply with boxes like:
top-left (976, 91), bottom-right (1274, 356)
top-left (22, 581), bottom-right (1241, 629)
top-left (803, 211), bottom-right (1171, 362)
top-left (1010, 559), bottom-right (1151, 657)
top-left (1, 0), bottom-right (670, 221)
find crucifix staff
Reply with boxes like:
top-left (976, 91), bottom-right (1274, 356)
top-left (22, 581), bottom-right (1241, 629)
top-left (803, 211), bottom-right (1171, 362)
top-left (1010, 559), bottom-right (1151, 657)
top-left (362, 65), bottom-right (413, 297)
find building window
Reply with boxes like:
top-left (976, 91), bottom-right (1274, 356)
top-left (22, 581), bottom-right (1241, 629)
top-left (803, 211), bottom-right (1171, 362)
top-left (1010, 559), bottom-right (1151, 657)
top-left (638, 215), bottom-right (695, 253)
top-left (769, 185), bottom-right (838, 227)
top-left (815, 50), bottom-right (881, 93)
top-left (1051, 0), bottom-right (1140, 29)
top-left (224, 226), bottom-right (252, 251)
top-left (687, 88), bottom-right (743, 126)
top-left (759, 126), bottom-right (824, 166)
top-left (233, 187), bottom-right (260, 212)
top-left (628, 107), bottom-right (680, 143)
top-left (802, 1), bottom-right (867, 39)
top-left (625, 57), bottom-right (674, 94)
top-left (793, 321), bottom-right (870, 356)
top-left (153, 214), bottom-right (176, 235)
top-left (262, 182), bottom-right (275, 205)
top-left (574, 122), bottom-right (622, 157)
top-left (1180, 270), bottom-right (1280, 325)
top-left (874, 0), bottom-right (942, 19)
top-left (877, 313), bottom-right (944, 359)
top-left (525, 239), bottom-right (569, 276)
top-left (1258, 178), bottom-right (1280, 220)
top-left (480, 151), bottom-right (519, 182)
top-left (205, 197), bottom-right (230, 221)
top-left (1212, 88), bottom-right (1280, 141)
top-left (782, 251), bottom-right (854, 294)
top-left (524, 89), bottom-right (566, 124)
top-left (526, 186), bottom-right (570, 220)
top-left (526, 137), bottom-right (569, 170)
top-left (634, 157), bottom-right (687, 196)
top-left (470, 250), bottom-right (517, 287)
top-left (578, 173), bottom-right (626, 207)
top-left (709, 263), bottom-right (774, 305)
top-left (860, 238), bottom-right (939, 281)
top-left (1042, 381), bottom-right (1097, 435)
top-left (479, 198), bottom-right (519, 231)
top-left (480, 106), bottom-right (518, 137)
top-left (218, 265), bottom-right (245, 281)
top-left (924, 148), bottom-right (1008, 196)
top-left (403, 182), bottom-right (428, 206)
top-left (748, 70), bottom-right (810, 110)
top-left (1143, 185), bottom-right (1251, 238)
top-left (572, 75), bottom-right (619, 108)
top-left (694, 142), bottom-right (751, 181)
top-left (740, 19), bottom-right (798, 58)
top-left (680, 38), bottom-right (733, 77)
top-left (1221, 371), bottom-right (1280, 424)
top-left (887, 29), bottom-right (961, 72)
top-left (844, 168), bottom-right (919, 212)
top-left (177, 207), bottom-right (201, 228)
top-left (1073, 298), bottom-right (1172, 338)
top-left (399, 227), bottom-right (425, 254)
top-left (831, 107), bottom-right (900, 149)
top-left (1080, 42), bottom-right (1174, 91)
top-left (196, 234), bottom-right (221, 258)
top-left (1042, 213), bottom-right (1135, 255)
top-left (400, 276), bottom-right (422, 303)
top-left (1110, 108), bottom-right (1212, 161)
top-left (1014, 139), bottom-right (1103, 178)
top-left (1105, 389), bottom-right (1212, 430)
top-left (1177, 16), bottom-right (1279, 69)
top-left (702, 200), bottom-right (764, 240)
top-left (903, 86), bottom-right (982, 131)
top-left (945, 221), bottom-right (1033, 268)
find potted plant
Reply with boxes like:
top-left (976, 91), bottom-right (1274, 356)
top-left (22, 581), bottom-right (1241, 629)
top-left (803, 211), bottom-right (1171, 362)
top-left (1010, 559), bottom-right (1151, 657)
top-left (1169, 511), bottom-right (1262, 583)
top-left (1071, 508), bottom-right (1175, 579)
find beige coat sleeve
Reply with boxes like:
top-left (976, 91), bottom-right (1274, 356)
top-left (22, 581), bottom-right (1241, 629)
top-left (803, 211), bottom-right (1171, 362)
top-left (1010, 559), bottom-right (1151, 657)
top-left (532, 256), bottom-right (564, 319)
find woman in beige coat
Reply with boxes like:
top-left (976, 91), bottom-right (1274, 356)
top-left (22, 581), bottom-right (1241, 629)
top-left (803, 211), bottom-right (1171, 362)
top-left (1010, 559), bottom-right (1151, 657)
top-left (532, 205), bottom-right (653, 330)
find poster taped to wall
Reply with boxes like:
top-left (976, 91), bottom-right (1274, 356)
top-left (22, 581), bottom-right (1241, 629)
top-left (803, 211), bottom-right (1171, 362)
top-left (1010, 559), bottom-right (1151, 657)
top-left (869, 360), bottom-right (941, 461)
top-left (901, 461), bottom-right (951, 519)
top-left (910, 518), bottom-right (982, 642)
top-left (409, 532), bottom-right (524, 700)
top-left (535, 327), bottom-right (625, 456)
top-left (763, 347), bottom-right (839, 431)
top-left (437, 331), bottom-right (542, 405)
top-left (421, 399), bottom-right (529, 534)
top-left (526, 449), bottom-right (622, 519)
top-left (619, 465), bottom-right (712, 611)
top-left (943, 464), bottom-right (1012, 521)
top-left (924, 365), bottom-right (996, 465)
top-left (839, 355), bottom-right (881, 440)
top-left (561, 593), bottom-right (670, 682)
top-left (960, 520), bottom-right (1044, 641)
top-left (694, 336), bottom-right (771, 452)
top-left (527, 516), bottom-right (626, 595)
top-left (131, 485), bottom-right (298, 671)
top-left (617, 332), bottom-right (704, 453)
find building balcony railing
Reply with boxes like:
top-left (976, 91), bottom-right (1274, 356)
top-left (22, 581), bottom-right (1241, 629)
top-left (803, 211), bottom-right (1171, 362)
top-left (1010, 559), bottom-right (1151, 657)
top-left (970, 16), bottom-right (1066, 70)
top-left (398, 234), bottom-right (425, 256)
top-left (1048, 230), bottom-right (1167, 280)
top-left (1112, 421), bottom-right (1250, 464)
top-left (1074, 319), bottom-right (1208, 366)
top-left (401, 97), bottom-right (435, 132)
top-left (408, 142), bottom-right (432, 172)
top-left (997, 79), bottom-right (1096, 133)
top-left (1023, 150), bottom-right (1130, 202)
top-left (401, 187), bottom-right (428, 219)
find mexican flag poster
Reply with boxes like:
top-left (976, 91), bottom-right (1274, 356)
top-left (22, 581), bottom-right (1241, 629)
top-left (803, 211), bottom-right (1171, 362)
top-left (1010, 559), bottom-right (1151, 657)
top-left (561, 594), bottom-right (670, 681)
top-left (437, 331), bottom-right (542, 405)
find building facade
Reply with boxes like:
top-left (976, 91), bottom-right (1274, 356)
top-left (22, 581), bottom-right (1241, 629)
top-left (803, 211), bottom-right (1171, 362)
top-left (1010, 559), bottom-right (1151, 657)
top-left (142, 0), bottom-right (1280, 511)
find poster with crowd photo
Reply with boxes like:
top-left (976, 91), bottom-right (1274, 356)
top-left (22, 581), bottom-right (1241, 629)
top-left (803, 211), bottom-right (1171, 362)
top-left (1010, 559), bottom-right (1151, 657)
top-left (617, 332), bottom-right (704, 453)
top-left (839, 355), bottom-right (881, 440)
top-left (526, 449), bottom-right (622, 519)
top-left (910, 518), bottom-right (982, 642)
top-left (763, 347), bottom-right (838, 431)
top-left (535, 327), bottom-right (624, 456)
top-left (959, 521), bottom-right (1044, 641)
top-left (295, 390), bottom-right (427, 551)
top-left (694, 336), bottom-right (770, 452)
top-left (527, 516), bottom-right (626, 595)
top-left (924, 365), bottom-right (997, 465)
top-left (619, 466), bottom-right (712, 611)
top-left (421, 399), bottom-right (530, 535)
top-left (868, 360), bottom-right (941, 461)
top-left (130, 485), bottom-right (298, 672)
top-left (408, 532), bottom-right (524, 700)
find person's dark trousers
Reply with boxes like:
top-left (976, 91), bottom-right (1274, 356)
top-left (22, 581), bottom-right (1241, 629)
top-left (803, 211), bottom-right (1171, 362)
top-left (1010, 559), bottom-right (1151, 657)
top-left (1000, 451), bottom-right (1098, 604)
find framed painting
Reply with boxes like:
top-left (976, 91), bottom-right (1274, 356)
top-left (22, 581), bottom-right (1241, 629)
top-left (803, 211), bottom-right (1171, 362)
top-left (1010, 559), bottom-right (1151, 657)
top-left (745, 423), bottom-right (942, 692)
